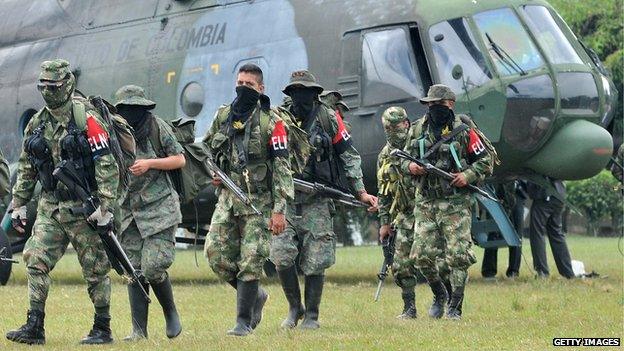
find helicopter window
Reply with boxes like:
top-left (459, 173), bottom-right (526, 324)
top-left (557, 72), bottom-right (600, 115)
top-left (361, 27), bottom-right (425, 106)
top-left (501, 74), bottom-right (555, 151)
top-left (180, 82), bottom-right (204, 117)
top-left (473, 8), bottom-right (544, 76)
top-left (428, 18), bottom-right (492, 93)
top-left (520, 6), bottom-right (583, 65)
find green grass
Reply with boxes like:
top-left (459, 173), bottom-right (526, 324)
top-left (0, 235), bottom-right (622, 350)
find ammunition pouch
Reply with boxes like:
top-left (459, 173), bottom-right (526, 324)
top-left (25, 125), bottom-right (57, 192)
top-left (60, 119), bottom-right (97, 191)
top-left (420, 181), bottom-right (463, 199)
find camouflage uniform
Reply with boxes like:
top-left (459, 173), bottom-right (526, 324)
top-left (8, 60), bottom-right (118, 344)
top-left (0, 148), bottom-right (9, 197)
top-left (115, 85), bottom-right (184, 340)
top-left (402, 85), bottom-right (494, 319)
top-left (204, 102), bottom-right (293, 282)
top-left (270, 70), bottom-right (368, 330)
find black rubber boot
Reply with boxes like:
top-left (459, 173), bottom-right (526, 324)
top-left (123, 283), bottom-right (149, 341)
top-left (152, 275), bottom-right (182, 339)
top-left (228, 279), bottom-right (269, 330)
top-left (443, 279), bottom-right (453, 309)
top-left (396, 289), bottom-right (417, 319)
top-left (79, 314), bottom-right (113, 344)
top-left (278, 266), bottom-right (305, 329)
top-left (300, 275), bottom-right (324, 330)
top-left (6, 310), bottom-right (45, 345)
top-left (446, 286), bottom-right (464, 320)
top-left (427, 280), bottom-right (449, 319)
top-left (227, 280), bottom-right (258, 336)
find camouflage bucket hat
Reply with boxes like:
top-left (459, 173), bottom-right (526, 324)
top-left (283, 70), bottom-right (324, 95)
top-left (114, 85), bottom-right (156, 109)
top-left (39, 59), bottom-right (72, 81)
top-left (320, 90), bottom-right (350, 111)
top-left (382, 106), bottom-right (408, 127)
top-left (419, 84), bottom-right (456, 104)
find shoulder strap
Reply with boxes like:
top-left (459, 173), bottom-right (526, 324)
top-left (422, 123), bottom-right (469, 160)
top-left (72, 101), bottom-right (87, 131)
top-left (260, 110), bottom-right (271, 137)
top-left (148, 117), bottom-right (164, 157)
top-left (317, 105), bottom-right (333, 134)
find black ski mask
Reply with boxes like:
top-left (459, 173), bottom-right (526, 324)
top-left (231, 85), bottom-right (260, 124)
top-left (117, 105), bottom-right (152, 151)
top-left (289, 87), bottom-right (318, 119)
top-left (428, 104), bottom-right (455, 140)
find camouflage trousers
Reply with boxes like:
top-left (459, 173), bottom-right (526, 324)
top-left (270, 198), bottom-right (335, 276)
top-left (410, 194), bottom-right (476, 290)
top-left (23, 206), bottom-right (111, 311)
top-left (204, 201), bottom-right (270, 282)
top-left (120, 220), bottom-right (176, 284)
top-left (391, 214), bottom-right (450, 289)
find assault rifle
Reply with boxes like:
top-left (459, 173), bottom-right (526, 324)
top-left (293, 178), bottom-right (368, 208)
top-left (390, 149), bottom-right (499, 202)
top-left (206, 158), bottom-right (261, 215)
top-left (53, 160), bottom-right (151, 303)
top-left (374, 232), bottom-right (396, 302)
top-left (0, 247), bottom-right (18, 264)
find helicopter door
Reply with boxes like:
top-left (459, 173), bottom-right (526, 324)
top-left (428, 17), bottom-right (507, 142)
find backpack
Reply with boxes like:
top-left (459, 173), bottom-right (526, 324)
top-left (73, 96), bottom-right (137, 190)
top-left (215, 105), bottom-right (312, 175)
top-left (149, 117), bottom-right (212, 205)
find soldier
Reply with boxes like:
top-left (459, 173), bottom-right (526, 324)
top-left (376, 107), bottom-right (419, 319)
top-left (114, 85), bottom-right (185, 340)
top-left (402, 84), bottom-right (494, 320)
top-left (0, 147), bottom-right (9, 197)
top-left (6, 59), bottom-right (119, 344)
top-left (203, 63), bottom-right (294, 336)
top-left (270, 70), bottom-right (377, 330)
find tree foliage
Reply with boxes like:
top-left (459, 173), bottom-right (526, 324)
top-left (566, 170), bottom-right (622, 236)
top-left (550, 0), bottom-right (624, 137)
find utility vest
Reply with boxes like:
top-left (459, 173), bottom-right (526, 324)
top-left (377, 144), bottom-right (414, 219)
top-left (210, 104), bottom-right (273, 195)
top-left (299, 105), bottom-right (343, 186)
top-left (412, 115), bottom-right (471, 198)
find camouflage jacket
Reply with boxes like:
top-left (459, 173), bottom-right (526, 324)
top-left (401, 113), bottom-right (493, 199)
top-left (0, 148), bottom-right (9, 197)
top-left (12, 99), bottom-right (119, 212)
top-left (286, 101), bottom-right (365, 201)
top-left (120, 116), bottom-right (184, 237)
top-left (377, 143), bottom-right (417, 228)
top-left (204, 102), bottom-right (294, 215)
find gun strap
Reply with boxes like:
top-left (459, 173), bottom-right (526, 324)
top-left (422, 124), bottom-right (469, 160)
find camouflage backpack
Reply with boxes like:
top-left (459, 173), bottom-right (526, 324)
top-left (149, 117), bottom-right (212, 205)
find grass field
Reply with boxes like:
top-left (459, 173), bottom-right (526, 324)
top-left (0, 235), bottom-right (622, 350)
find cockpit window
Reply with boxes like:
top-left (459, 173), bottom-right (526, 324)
top-left (429, 18), bottom-right (492, 93)
top-left (520, 5), bottom-right (583, 65)
top-left (473, 8), bottom-right (544, 76)
top-left (361, 28), bottom-right (425, 106)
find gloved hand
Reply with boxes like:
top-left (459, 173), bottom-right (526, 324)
top-left (87, 206), bottom-right (113, 228)
top-left (10, 205), bottom-right (27, 234)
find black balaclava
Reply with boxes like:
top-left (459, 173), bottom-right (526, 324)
top-left (289, 87), bottom-right (318, 120)
top-left (428, 104), bottom-right (455, 140)
top-left (117, 105), bottom-right (152, 152)
top-left (231, 85), bottom-right (260, 127)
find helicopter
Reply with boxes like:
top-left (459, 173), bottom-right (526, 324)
top-left (0, 0), bottom-right (617, 284)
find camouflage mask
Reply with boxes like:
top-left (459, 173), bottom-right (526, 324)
top-left (382, 107), bottom-right (409, 148)
top-left (37, 59), bottom-right (75, 109)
